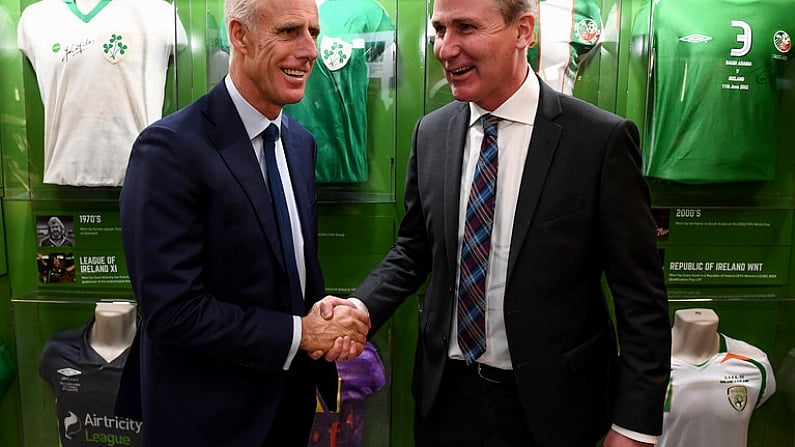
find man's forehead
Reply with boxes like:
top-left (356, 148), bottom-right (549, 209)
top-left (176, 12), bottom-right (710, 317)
top-left (262, 0), bottom-right (318, 20)
top-left (430, 9), bottom-right (472, 25)
top-left (431, 1), bottom-right (496, 24)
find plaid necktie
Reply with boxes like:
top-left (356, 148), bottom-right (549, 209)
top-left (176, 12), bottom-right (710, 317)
top-left (262, 124), bottom-right (304, 314)
top-left (457, 114), bottom-right (500, 364)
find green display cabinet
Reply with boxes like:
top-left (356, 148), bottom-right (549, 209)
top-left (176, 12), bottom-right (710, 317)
top-left (2, 0), bottom-right (794, 445)
top-left (0, 0), bottom-right (429, 444)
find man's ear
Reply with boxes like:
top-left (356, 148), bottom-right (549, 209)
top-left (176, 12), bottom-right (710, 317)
top-left (227, 18), bottom-right (250, 54)
top-left (515, 13), bottom-right (535, 50)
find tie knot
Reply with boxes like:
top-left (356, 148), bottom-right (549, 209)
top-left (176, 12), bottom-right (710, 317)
top-left (263, 123), bottom-right (279, 143)
top-left (480, 114), bottom-right (500, 136)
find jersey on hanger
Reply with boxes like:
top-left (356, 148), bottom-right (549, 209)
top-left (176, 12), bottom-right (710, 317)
top-left (659, 333), bottom-right (776, 447)
top-left (17, 0), bottom-right (187, 186)
top-left (634, 0), bottom-right (793, 183)
top-left (39, 317), bottom-right (142, 446)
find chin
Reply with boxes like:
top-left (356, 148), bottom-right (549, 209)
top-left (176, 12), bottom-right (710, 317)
top-left (283, 91), bottom-right (308, 105)
top-left (450, 90), bottom-right (477, 104)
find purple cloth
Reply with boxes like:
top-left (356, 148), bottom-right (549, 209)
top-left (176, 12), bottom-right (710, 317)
top-left (308, 342), bottom-right (386, 447)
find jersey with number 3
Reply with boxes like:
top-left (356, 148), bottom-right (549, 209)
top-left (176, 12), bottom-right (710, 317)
top-left (635, 0), bottom-right (793, 183)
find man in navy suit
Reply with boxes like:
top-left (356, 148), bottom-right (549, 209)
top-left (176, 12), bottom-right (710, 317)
top-left (327, 0), bottom-right (670, 446)
top-left (117, 0), bottom-right (370, 445)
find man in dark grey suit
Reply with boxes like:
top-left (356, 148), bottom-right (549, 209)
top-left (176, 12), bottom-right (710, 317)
top-left (327, 0), bottom-right (670, 445)
top-left (117, 0), bottom-right (370, 445)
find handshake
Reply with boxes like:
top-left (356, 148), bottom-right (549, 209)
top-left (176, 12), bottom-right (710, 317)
top-left (300, 296), bottom-right (371, 362)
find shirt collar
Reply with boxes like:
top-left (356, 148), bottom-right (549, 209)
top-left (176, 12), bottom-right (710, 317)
top-left (469, 65), bottom-right (539, 127)
top-left (224, 75), bottom-right (281, 140)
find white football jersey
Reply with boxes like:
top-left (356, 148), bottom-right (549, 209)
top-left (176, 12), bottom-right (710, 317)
top-left (18, 0), bottom-right (187, 186)
top-left (659, 333), bottom-right (776, 447)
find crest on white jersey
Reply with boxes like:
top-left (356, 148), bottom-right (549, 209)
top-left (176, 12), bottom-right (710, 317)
top-left (727, 385), bottom-right (748, 411)
top-left (102, 33), bottom-right (129, 64)
top-left (321, 36), bottom-right (352, 71)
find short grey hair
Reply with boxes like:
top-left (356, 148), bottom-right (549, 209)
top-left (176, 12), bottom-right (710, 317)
top-left (494, 0), bottom-right (537, 24)
top-left (225, 0), bottom-right (261, 31)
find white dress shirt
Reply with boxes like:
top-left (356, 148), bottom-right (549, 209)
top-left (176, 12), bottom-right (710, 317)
top-left (447, 70), bottom-right (539, 370)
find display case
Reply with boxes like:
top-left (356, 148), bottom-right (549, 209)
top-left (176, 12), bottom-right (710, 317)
top-left (2, 0), bottom-right (795, 445)
top-left (0, 0), bottom-right (420, 445)
top-left (628, 0), bottom-right (795, 445)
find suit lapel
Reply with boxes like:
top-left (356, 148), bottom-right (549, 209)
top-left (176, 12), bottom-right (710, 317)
top-left (506, 82), bottom-right (563, 281)
top-left (444, 103), bottom-right (470, 273)
top-left (202, 83), bottom-right (286, 274)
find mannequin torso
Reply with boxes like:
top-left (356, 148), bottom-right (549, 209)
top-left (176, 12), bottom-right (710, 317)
top-left (670, 308), bottom-right (719, 364)
top-left (91, 301), bottom-right (137, 363)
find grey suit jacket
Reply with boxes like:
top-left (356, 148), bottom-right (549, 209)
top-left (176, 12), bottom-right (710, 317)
top-left (353, 78), bottom-right (670, 447)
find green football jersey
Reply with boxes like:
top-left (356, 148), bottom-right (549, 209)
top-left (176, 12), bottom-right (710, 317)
top-left (284, 0), bottom-right (394, 183)
top-left (635, 0), bottom-right (793, 183)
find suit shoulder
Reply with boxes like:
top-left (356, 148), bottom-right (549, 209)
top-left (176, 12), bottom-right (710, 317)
top-left (142, 95), bottom-right (209, 136)
top-left (416, 101), bottom-right (467, 130)
top-left (282, 113), bottom-right (317, 146)
top-left (557, 93), bottom-right (630, 127)
top-left (282, 113), bottom-right (313, 137)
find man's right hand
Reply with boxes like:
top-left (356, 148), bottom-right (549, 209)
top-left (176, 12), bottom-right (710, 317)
top-left (300, 296), bottom-right (370, 361)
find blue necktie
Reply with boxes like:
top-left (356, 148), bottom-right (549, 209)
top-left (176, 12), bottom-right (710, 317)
top-left (457, 114), bottom-right (500, 364)
top-left (262, 124), bottom-right (303, 313)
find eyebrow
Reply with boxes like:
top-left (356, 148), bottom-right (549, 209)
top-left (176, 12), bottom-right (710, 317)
top-left (432, 17), bottom-right (477, 28)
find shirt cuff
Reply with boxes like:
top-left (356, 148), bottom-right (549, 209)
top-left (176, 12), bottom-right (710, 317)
top-left (283, 315), bottom-right (302, 370)
top-left (611, 424), bottom-right (658, 445)
top-left (347, 297), bottom-right (369, 314)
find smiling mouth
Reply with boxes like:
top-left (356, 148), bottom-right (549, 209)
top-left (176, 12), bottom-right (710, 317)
top-left (449, 66), bottom-right (474, 76)
top-left (283, 68), bottom-right (307, 78)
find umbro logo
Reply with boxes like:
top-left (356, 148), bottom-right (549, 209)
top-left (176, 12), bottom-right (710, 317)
top-left (57, 367), bottom-right (82, 377)
top-left (679, 34), bottom-right (713, 44)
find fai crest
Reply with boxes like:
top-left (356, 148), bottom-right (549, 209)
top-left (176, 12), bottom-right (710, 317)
top-left (727, 385), bottom-right (748, 412)
top-left (774, 30), bottom-right (792, 53)
top-left (320, 36), bottom-right (352, 71)
top-left (575, 18), bottom-right (600, 45)
top-left (102, 33), bottom-right (129, 64)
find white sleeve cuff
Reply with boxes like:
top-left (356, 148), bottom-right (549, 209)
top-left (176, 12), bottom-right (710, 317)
top-left (282, 315), bottom-right (302, 370)
top-left (611, 424), bottom-right (658, 444)
top-left (348, 297), bottom-right (370, 314)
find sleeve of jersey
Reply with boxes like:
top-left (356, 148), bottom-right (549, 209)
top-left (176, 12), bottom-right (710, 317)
top-left (172, 4), bottom-right (189, 52)
top-left (726, 338), bottom-right (777, 409)
top-left (754, 350), bottom-right (777, 408)
top-left (16, 6), bottom-right (32, 60)
top-left (631, 0), bottom-right (652, 39)
top-left (154, 0), bottom-right (189, 53)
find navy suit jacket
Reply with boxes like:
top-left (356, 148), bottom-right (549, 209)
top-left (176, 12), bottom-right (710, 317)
top-left (353, 78), bottom-right (670, 447)
top-left (117, 81), bottom-right (336, 445)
